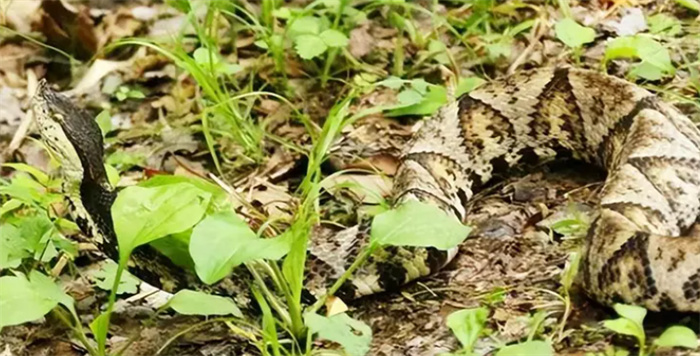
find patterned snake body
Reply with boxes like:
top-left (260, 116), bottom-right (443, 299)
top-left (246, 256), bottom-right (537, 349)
top-left (32, 67), bottom-right (700, 312)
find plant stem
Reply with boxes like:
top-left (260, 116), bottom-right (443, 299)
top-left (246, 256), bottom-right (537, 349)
top-left (97, 256), bottom-right (128, 355)
top-left (52, 308), bottom-right (99, 356)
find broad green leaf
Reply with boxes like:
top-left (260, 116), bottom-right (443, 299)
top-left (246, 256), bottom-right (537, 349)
top-left (112, 183), bottom-right (210, 258)
top-left (370, 200), bottom-right (470, 250)
top-left (495, 340), bottom-right (554, 356)
top-left (295, 34), bottom-right (328, 59)
top-left (377, 76), bottom-right (404, 89)
top-left (602, 318), bottom-right (645, 341)
top-left (0, 274), bottom-right (58, 328)
top-left (28, 270), bottom-right (74, 311)
top-left (288, 16), bottom-right (321, 38)
top-left (629, 61), bottom-right (665, 81)
top-left (613, 303), bottom-right (646, 326)
top-left (1, 163), bottom-right (49, 186)
top-left (104, 164), bottom-right (120, 187)
top-left (455, 77), bottom-right (486, 97)
top-left (388, 85), bottom-right (447, 117)
top-left (139, 174), bottom-right (226, 199)
top-left (150, 230), bottom-right (195, 270)
top-left (0, 224), bottom-right (28, 269)
top-left (653, 325), bottom-right (698, 349)
top-left (167, 290), bottom-right (242, 317)
top-left (397, 89), bottom-right (424, 106)
top-left (193, 47), bottom-right (217, 66)
top-left (555, 18), bottom-right (596, 48)
top-left (90, 262), bottom-right (140, 294)
top-left (319, 29), bottom-right (349, 48)
top-left (272, 7), bottom-right (292, 19)
top-left (190, 211), bottom-right (292, 284)
top-left (604, 36), bottom-right (674, 79)
top-left (106, 150), bottom-right (146, 171)
top-left (189, 211), bottom-right (257, 284)
top-left (19, 213), bottom-right (54, 258)
top-left (0, 173), bottom-right (54, 205)
top-left (305, 312), bottom-right (372, 356)
top-left (647, 14), bottom-right (681, 36)
top-left (446, 307), bottom-right (489, 352)
top-left (95, 110), bottom-right (112, 137)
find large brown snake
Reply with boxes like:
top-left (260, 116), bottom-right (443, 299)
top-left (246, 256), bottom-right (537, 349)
top-left (32, 67), bottom-right (700, 312)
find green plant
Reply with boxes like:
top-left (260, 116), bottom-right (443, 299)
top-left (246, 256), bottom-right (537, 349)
top-left (602, 303), bottom-right (698, 356)
top-left (442, 307), bottom-right (489, 356)
top-left (114, 86), bottom-right (145, 101)
top-left (603, 35), bottom-right (675, 81)
top-left (554, 18), bottom-right (595, 65)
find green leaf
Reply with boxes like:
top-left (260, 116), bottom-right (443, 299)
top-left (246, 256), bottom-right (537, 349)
top-left (28, 270), bottom-right (73, 311)
top-left (370, 200), bottom-right (471, 250)
top-left (167, 290), bottom-right (242, 317)
top-left (377, 76), bottom-right (404, 89)
top-left (272, 7), bottom-right (292, 19)
top-left (106, 150), bottom-right (147, 171)
top-left (0, 199), bottom-right (23, 219)
top-left (555, 18), bottom-right (596, 48)
top-left (455, 77), bottom-right (486, 97)
top-left (294, 34), bottom-right (328, 59)
top-left (288, 16), bottom-right (321, 38)
top-left (603, 318), bottom-right (645, 341)
top-left (653, 326), bottom-right (698, 349)
top-left (647, 14), bottom-right (681, 36)
top-left (428, 39), bottom-right (450, 65)
top-left (629, 61), bottom-right (665, 81)
top-left (319, 29), bottom-right (349, 48)
top-left (0, 273), bottom-right (58, 328)
top-left (604, 36), bottom-right (674, 79)
top-left (675, 0), bottom-right (700, 11)
top-left (112, 183), bottom-right (210, 258)
top-left (150, 230), bottom-right (195, 270)
top-left (90, 262), bottom-right (140, 294)
top-left (397, 89), bottom-right (424, 106)
top-left (613, 303), bottom-right (646, 326)
top-left (0, 224), bottom-right (28, 269)
top-left (19, 213), bottom-right (55, 258)
top-left (95, 110), bottom-right (112, 137)
top-left (192, 47), bottom-right (241, 76)
top-left (495, 341), bottom-right (554, 356)
top-left (446, 307), bottom-right (489, 352)
top-left (104, 164), bottom-right (120, 187)
top-left (388, 85), bottom-right (447, 117)
top-left (305, 312), bottom-right (372, 356)
top-left (190, 211), bottom-right (292, 284)
top-left (1, 163), bottom-right (49, 186)
top-left (90, 311), bottom-right (110, 347)
top-left (193, 47), bottom-right (216, 66)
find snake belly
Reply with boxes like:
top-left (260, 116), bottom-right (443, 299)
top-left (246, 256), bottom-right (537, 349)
top-left (31, 67), bottom-right (700, 312)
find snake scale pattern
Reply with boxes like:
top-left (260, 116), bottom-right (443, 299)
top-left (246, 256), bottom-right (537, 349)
top-left (32, 66), bottom-right (700, 313)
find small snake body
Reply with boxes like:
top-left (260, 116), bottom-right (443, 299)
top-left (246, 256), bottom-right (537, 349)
top-left (32, 67), bottom-right (700, 312)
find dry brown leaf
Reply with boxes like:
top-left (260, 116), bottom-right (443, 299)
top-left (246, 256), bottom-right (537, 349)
top-left (37, 0), bottom-right (98, 60)
top-left (349, 25), bottom-right (375, 58)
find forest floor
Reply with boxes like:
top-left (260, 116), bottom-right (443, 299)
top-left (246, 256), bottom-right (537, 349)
top-left (0, 0), bottom-right (698, 355)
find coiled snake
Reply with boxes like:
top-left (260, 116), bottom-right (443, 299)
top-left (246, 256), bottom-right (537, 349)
top-left (31, 67), bottom-right (700, 313)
